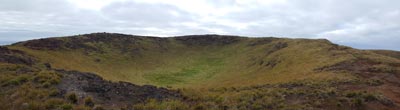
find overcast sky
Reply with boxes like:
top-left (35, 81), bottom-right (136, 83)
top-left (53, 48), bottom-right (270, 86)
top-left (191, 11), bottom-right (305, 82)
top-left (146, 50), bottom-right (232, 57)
top-left (0, 0), bottom-right (399, 50)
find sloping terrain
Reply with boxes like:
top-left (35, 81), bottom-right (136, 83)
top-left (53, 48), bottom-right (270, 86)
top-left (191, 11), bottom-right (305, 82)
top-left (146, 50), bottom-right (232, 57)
top-left (371, 50), bottom-right (400, 59)
top-left (0, 46), bottom-right (181, 110)
top-left (0, 33), bottom-right (399, 109)
top-left (9, 33), bottom-right (355, 87)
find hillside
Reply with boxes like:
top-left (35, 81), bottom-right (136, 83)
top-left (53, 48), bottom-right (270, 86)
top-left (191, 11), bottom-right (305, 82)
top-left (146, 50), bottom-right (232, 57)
top-left (0, 45), bottom-right (181, 110)
top-left (371, 50), bottom-right (400, 60)
top-left (8, 33), bottom-right (355, 87)
top-left (1, 33), bottom-right (400, 110)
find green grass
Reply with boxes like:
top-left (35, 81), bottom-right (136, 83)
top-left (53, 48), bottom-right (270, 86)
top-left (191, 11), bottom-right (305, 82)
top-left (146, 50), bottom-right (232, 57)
top-left (144, 57), bottom-right (224, 85)
top-left (2, 34), bottom-right (400, 109)
top-left (8, 35), bottom-right (396, 88)
top-left (145, 68), bottom-right (200, 85)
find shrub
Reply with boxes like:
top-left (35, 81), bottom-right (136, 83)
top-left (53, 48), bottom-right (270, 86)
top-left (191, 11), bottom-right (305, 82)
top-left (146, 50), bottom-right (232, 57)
top-left (132, 104), bottom-right (145, 110)
top-left (251, 103), bottom-right (263, 110)
top-left (193, 104), bottom-right (206, 110)
top-left (45, 98), bottom-right (65, 109)
top-left (133, 99), bottom-right (189, 110)
top-left (367, 79), bottom-right (384, 86)
top-left (61, 104), bottom-right (73, 110)
top-left (6, 75), bottom-right (28, 86)
top-left (42, 81), bottom-right (51, 88)
top-left (93, 105), bottom-right (105, 110)
top-left (346, 92), bottom-right (361, 98)
top-left (66, 93), bottom-right (78, 104)
top-left (74, 105), bottom-right (91, 110)
top-left (163, 100), bottom-right (189, 110)
top-left (351, 98), bottom-right (364, 107)
top-left (27, 101), bottom-right (45, 110)
top-left (49, 89), bottom-right (60, 97)
top-left (84, 97), bottom-right (95, 107)
top-left (363, 94), bottom-right (377, 102)
top-left (34, 71), bottom-right (61, 86)
top-left (336, 102), bottom-right (342, 107)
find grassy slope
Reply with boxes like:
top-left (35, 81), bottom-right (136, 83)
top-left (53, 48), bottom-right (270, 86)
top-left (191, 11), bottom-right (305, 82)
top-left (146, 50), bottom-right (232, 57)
top-left (3, 33), bottom-right (400, 109)
top-left (371, 50), bottom-right (400, 59)
top-left (7, 34), bottom-right (358, 88)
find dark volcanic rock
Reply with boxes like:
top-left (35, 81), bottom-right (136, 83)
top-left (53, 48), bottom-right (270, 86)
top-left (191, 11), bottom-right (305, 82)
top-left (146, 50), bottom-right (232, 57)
top-left (315, 57), bottom-right (400, 106)
top-left (21, 33), bottom-right (144, 51)
top-left (247, 38), bottom-right (277, 46)
top-left (77, 33), bottom-right (140, 43)
top-left (315, 58), bottom-right (399, 74)
top-left (0, 46), bottom-right (35, 65)
top-left (265, 42), bottom-right (288, 55)
top-left (55, 69), bottom-right (182, 106)
top-left (174, 34), bottom-right (241, 46)
top-left (23, 38), bottom-right (65, 50)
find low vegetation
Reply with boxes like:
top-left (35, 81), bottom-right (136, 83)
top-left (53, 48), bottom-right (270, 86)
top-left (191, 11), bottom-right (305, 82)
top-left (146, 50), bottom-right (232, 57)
top-left (1, 33), bottom-right (399, 109)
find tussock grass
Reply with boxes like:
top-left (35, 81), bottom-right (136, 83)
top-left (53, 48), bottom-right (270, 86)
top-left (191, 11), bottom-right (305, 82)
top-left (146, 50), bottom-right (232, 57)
top-left (8, 36), bottom-right (361, 88)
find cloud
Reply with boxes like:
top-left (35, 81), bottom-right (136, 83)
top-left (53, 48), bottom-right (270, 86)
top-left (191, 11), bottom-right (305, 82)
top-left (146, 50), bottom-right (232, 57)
top-left (101, 1), bottom-right (194, 25)
top-left (0, 0), bottom-right (399, 50)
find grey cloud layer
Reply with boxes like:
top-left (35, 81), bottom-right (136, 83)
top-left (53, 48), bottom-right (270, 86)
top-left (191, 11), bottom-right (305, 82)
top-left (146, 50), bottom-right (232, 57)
top-left (0, 0), bottom-right (399, 50)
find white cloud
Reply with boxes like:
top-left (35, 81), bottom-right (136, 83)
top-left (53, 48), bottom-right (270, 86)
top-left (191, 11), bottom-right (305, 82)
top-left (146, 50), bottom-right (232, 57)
top-left (0, 0), bottom-right (399, 50)
top-left (67, 0), bottom-right (121, 10)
